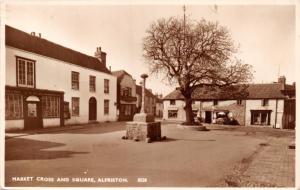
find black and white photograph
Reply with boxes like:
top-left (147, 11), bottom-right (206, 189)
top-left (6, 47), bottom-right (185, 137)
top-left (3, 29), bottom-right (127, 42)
top-left (0, 0), bottom-right (298, 188)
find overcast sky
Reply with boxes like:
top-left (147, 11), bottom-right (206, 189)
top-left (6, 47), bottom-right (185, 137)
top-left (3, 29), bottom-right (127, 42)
top-left (5, 2), bottom-right (295, 96)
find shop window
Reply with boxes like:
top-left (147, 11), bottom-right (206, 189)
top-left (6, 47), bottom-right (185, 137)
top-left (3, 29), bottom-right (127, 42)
top-left (168, 110), bottom-right (178, 118)
top-left (251, 110), bottom-right (271, 125)
top-left (42, 96), bottom-right (60, 118)
top-left (5, 93), bottom-right (23, 119)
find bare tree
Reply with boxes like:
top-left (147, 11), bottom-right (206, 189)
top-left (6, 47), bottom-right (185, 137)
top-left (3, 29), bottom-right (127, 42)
top-left (143, 17), bottom-right (253, 125)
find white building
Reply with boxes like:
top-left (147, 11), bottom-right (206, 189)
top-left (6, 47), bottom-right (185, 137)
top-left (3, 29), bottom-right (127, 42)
top-left (5, 25), bottom-right (117, 131)
top-left (163, 77), bottom-right (295, 129)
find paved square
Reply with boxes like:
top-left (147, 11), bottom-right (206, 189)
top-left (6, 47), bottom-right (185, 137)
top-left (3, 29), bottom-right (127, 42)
top-left (5, 122), bottom-right (295, 187)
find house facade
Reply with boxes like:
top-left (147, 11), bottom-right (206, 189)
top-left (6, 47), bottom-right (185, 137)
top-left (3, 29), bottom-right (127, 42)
top-left (5, 25), bottom-right (117, 131)
top-left (112, 70), bottom-right (137, 121)
top-left (163, 76), bottom-right (295, 129)
top-left (136, 85), bottom-right (156, 116)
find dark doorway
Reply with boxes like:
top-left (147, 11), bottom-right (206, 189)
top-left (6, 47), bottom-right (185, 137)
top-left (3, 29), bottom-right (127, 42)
top-left (24, 101), bottom-right (42, 129)
top-left (89, 97), bottom-right (97, 121)
top-left (205, 111), bottom-right (212, 123)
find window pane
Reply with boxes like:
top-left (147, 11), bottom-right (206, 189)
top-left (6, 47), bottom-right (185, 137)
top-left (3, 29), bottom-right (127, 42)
top-left (90, 76), bottom-right (96, 92)
top-left (104, 100), bottom-right (109, 114)
top-left (5, 94), bottom-right (23, 119)
top-left (72, 72), bottom-right (79, 90)
top-left (27, 61), bottom-right (34, 86)
top-left (104, 79), bottom-right (109, 93)
top-left (18, 60), bottom-right (26, 85)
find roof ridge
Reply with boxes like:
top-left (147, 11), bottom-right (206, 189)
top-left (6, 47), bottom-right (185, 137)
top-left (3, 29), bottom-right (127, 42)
top-left (6, 25), bottom-right (111, 74)
top-left (6, 25), bottom-right (103, 61)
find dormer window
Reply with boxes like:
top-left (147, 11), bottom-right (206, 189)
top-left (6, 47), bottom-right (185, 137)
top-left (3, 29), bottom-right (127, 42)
top-left (16, 57), bottom-right (35, 88)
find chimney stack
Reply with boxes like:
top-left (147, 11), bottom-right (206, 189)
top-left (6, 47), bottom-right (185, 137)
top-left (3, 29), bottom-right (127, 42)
top-left (38, 33), bottom-right (42, 38)
top-left (278, 76), bottom-right (286, 90)
top-left (94, 46), bottom-right (106, 66)
top-left (31, 32), bottom-right (35, 36)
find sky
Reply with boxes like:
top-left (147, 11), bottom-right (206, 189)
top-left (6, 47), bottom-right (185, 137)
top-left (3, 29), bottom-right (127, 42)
top-left (4, 1), bottom-right (296, 96)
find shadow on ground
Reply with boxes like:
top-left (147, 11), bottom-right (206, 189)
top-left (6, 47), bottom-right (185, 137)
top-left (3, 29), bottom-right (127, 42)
top-left (6, 137), bottom-right (88, 161)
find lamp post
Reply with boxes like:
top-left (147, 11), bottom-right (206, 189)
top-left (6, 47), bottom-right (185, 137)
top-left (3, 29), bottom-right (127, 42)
top-left (140, 74), bottom-right (148, 114)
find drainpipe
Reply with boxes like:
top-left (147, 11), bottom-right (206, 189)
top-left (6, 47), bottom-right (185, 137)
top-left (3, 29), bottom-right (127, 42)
top-left (274, 99), bottom-right (278, 128)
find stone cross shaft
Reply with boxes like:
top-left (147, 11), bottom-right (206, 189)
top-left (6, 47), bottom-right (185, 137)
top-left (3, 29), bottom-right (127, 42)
top-left (140, 74), bottom-right (148, 114)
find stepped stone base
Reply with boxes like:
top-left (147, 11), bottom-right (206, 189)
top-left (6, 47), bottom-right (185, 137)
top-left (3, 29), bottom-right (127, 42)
top-left (125, 121), bottom-right (161, 142)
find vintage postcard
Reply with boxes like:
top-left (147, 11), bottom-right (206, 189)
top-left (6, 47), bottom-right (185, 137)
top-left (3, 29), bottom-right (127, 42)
top-left (0, 0), bottom-right (298, 189)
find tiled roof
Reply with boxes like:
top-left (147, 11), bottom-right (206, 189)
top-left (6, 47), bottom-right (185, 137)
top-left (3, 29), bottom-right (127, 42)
top-left (111, 70), bottom-right (132, 83)
top-left (164, 83), bottom-right (294, 100)
top-left (5, 25), bottom-right (111, 74)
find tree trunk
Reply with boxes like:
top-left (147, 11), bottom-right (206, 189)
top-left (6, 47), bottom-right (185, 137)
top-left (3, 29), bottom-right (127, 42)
top-left (184, 98), bottom-right (195, 125)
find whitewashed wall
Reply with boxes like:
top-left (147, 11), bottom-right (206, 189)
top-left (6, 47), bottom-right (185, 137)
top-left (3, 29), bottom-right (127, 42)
top-left (163, 100), bottom-right (186, 121)
top-left (245, 99), bottom-right (284, 128)
top-left (6, 46), bottom-right (117, 127)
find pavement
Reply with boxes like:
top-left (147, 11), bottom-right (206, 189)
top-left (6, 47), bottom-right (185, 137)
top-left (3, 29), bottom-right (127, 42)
top-left (4, 122), bottom-right (295, 187)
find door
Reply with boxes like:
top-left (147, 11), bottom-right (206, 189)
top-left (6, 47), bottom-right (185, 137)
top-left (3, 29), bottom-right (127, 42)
top-left (205, 111), bottom-right (212, 123)
top-left (25, 101), bottom-right (42, 129)
top-left (89, 97), bottom-right (97, 121)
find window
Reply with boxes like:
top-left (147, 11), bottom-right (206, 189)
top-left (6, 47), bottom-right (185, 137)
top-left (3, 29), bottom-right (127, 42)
top-left (122, 87), bottom-right (132, 96)
top-left (213, 100), bottom-right (218, 106)
top-left (89, 76), bottom-right (96, 92)
top-left (262, 99), bottom-right (269, 106)
top-left (104, 99), bottom-right (109, 115)
top-left (168, 110), bottom-right (178, 118)
top-left (170, 100), bottom-right (176, 105)
top-left (5, 93), bottom-right (23, 119)
top-left (104, 79), bottom-right (109, 93)
top-left (72, 97), bottom-right (80, 116)
top-left (71, 71), bottom-right (79, 90)
top-left (17, 57), bottom-right (35, 87)
top-left (237, 100), bottom-right (242, 105)
top-left (251, 110), bottom-right (271, 125)
top-left (42, 96), bottom-right (60, 118)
